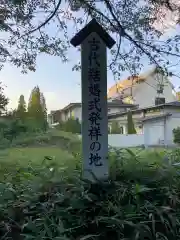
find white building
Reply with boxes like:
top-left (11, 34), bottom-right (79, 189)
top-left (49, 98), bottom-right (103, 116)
top-left (108, 67), bottom-right (176, 109)
top-left (108, 101), bottom-right (180, 146)
top-left (48, 100), bottom-right (137, 126)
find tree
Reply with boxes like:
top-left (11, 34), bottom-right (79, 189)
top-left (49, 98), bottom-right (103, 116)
top-left (0, 82), bottom-right (8, 115)
top-left (173, 127), bottom-right (180, 144)
top-left (28, 86), bottom-right (46, 130)
top-left (0, 0), bottom-right (180, 79)
top-left (40, 92), bottom-right (48, 129)
top-left (64, 117), bottom-right (81, 133)
top-left (40, 93), bottom-right (47, 114)
top-left (127, 110), bottom-right (136, 134)
top-left (16, 95), bottom-right (26, 121)
top-left (111, 120), bottom-right (122, 134)
top-left (5, 109), bottom-right (17, 120)
top-left (57, 117), bottom-right (81, 133)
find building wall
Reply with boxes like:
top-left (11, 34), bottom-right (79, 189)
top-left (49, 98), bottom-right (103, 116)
top-left (48, 114), bottom-right (53, 125)
top-left (60, 106), bottom-right (82, 122)
top-left (143, 112), bottom-right (180, 146)
top-left (78, 134), bottom-right (145, 147)
top-left (163, 109), bottom-right (180, 145)
top-left (164, 107), bottom-right (180, 114)
top-left (73, 107), bottom-right (82, 121)
top-left (143, 118), bottom-right (165, 146)
top-left (53, 106), bottom-right (131, 124)
top-left (165, 113), bottom-right (180, 145)
top-left (108, 107), bottom-right (174, 135)
top-left (108, 107), bottom-right (128, 115)
top-left (129, 73), bottom-right (176, 108)
top-left (108, 121), bottom-right (127, 134)
top-left (110, 73), bottom-right (176, 108)
top-left (108, 112), bottom-right (144, 134)
top-left (108, 134), bottom-right (144, 147)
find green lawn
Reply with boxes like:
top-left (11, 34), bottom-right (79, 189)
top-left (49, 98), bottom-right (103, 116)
top-left (0, 147), bottom-right (73, 164)
top-left (0, 147), bottom-right (77, 183)
top-left (0, 143), bottom-right (173, 184)
top-left (0, 129), bottom-right (81, 183)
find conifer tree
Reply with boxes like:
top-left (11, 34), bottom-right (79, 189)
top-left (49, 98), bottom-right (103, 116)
top-left (111, 121), bottom-right (121, 134)
top-left (28, 86), bottom-right (45, 129)
top-left (0, 83), bottom-right (8, 115)
top-left (40, 93), bottom-right (47, 118)
top-left (127, 110), bottom-right (136, 134)
top-left (40, 92), bottom-right (48, 130)
top-left (16, 95), bottom-right (26, 121)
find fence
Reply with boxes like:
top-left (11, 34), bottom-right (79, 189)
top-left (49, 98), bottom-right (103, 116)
top-left (108, 134), bottom-right (144, 148)
top-left (78, 134), bottom-right (145, 148)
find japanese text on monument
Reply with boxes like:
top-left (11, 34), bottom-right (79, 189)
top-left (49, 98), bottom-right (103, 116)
top-left (88, 37), bottom-right (103, 167)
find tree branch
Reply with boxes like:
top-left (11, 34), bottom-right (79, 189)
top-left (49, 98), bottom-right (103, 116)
top-left (21, 0), bottom-right (62, 37)
top-left (135, 40), bottom-right (180, 58)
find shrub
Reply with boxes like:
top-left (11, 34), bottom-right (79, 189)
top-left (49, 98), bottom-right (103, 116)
top-left (1, 149), bottom-right (180, 239)
top-left (173, 127), bottom-right (180, 144)
top-left (0, 117), bottom-right (49, 148)
top-left (56, 118), bottom-right (81, 134)
top-left (5, 129), bottom-right (81, 152)
top-left (0, 119), bottom-right (29, 142)
top-left (0, 137), bottom-right (10, 149)
top-left (110, 120), bottom-right (122, 134)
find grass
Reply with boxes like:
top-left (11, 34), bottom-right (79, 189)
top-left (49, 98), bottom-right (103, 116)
top-left (0, 147), bottom-right (73, 163)
top-left (0, 147), bottom-right (74, 182)
top-left (0, 129), bottom-right (81, 150)
top-left (0, 129), bottom-right (81, 183)
top-left (0, 130), bottom-right (180, 239)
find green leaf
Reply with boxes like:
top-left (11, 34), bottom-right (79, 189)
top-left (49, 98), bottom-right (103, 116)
top-left (79, 235), bottom-right (100, 240)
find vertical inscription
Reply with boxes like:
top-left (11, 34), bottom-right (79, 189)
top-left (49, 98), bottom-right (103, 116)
top-left (87, 37), bottom-right (103, 167)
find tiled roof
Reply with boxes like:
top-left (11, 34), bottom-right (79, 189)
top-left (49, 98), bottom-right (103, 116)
top-left (107, 67), bottom-right (175, 99)
top-left (141, 113), bottom-right (171, 122)
top-left (108, 99), bottom-right (137, 107)
top-left (50, 101), bottom-right (137, 116)
top-left (164, 101), bottom-right (180, 107)
top-left (108, 75), bottom-right (145, 98)
top-left (108, 101), bottom-right (180, 119)
top-left (61, 103), bottom-right (81, 111)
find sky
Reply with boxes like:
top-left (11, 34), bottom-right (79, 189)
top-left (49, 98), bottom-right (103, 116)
top-left (1, 45), bottom-right (121, 113)
top-left (1, 2), bottom-right (180, 113)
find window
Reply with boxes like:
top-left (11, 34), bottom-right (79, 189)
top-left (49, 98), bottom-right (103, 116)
top-left (157, 83), bottom-right (164, 94)
top-left (108, 108), bottom-right (111, 113)
top-left (155, 97), bottom-right (165, 105)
